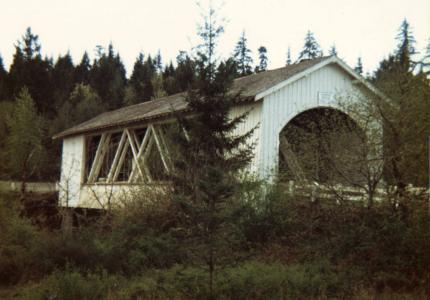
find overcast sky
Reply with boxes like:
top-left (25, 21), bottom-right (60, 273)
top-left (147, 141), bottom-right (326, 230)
top-left (1, 0), bottom-right (429, 76)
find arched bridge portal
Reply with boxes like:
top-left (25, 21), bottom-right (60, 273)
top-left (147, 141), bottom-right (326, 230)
top-left (278, 107), bottom-right (366, 185)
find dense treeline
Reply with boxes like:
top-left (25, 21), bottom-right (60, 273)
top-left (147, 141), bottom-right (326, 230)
top-left (0, 19), bottom-right (430, 185)
top-left (1, 13), bottom-right (430, 299)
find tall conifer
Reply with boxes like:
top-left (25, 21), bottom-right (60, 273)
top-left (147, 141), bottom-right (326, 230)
top-left (233, 31), bottom-right (253, 76)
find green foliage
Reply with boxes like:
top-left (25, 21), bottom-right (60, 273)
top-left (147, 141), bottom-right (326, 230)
top-left (89, 43), bottom-right (126, 110)
top-left (372, 20), bottom-right (430, 186)
top-left (0, 55), bottom-right (7, 101)
top-left (298, 30), bottom-right (323, 60)
top-left (233, 31), bottom-right (253, 76)
top-left (255, 46), bottom-right (268, 73)
top-left (355, 56), bottom-right (364, 75)
top-left (53, 83), bottom-right (105, 134)
top-left (6, 87), bottom-right (47, 182)
top-left (8, 27), bottom-right (54, 116)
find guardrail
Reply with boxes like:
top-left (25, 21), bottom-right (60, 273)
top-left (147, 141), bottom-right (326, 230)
top-left (282, 180), bottom-right (429, 202)
top-left (0, 181), bottom-right (59, 193)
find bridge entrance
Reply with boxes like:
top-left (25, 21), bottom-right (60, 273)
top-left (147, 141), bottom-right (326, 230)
top-left (279, 107), bottom-right (365, 185)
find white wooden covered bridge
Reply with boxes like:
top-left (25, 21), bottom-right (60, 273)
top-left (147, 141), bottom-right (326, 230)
top-left (54, 56), bottom-right (383, 209)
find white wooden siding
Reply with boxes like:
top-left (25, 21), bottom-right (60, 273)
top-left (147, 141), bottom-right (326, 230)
top-left (59, 62), bottom-right (371, 208)
top-left (259, 64), bottom-right (365, 179)
top-left (228, 102), bottom-right (262, 173)
top-left (59, 135), bottom-right (84, 206)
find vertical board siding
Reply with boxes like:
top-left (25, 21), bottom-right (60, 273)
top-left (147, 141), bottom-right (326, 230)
top-left (228, 102), bottom-right (262, 173)
top-left (59, 135), bottom-right (84, 206)
top-left (259, 64), bottom-right (364, 179)
top-left (59, 63), bottom-right (371, 207)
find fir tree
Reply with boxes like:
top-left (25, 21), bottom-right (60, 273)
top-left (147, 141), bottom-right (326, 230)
top-left (155, 50), bottom-right (163, 73)
top-left (0, 55), bottom-right (7, 101)
top-left (421, 40), bottom-right (430, 74)
top-left (372, 21), bottom-right (430, 193)
top-left (329, 44), bottom-right (338, 56)
top-left (354, 57), bottom-right (363, 75)
top-left (75, 52), bottom-right (91, 84)
top-left (171, 4), bottom-right (254, 298)
top-left (175, 51), bottom-right (195, 91)
top-left (8, 27), bottom-right (54, 116)
top-left (395, 19), bottom-right (416, 71)
top-left (52, 52), bottom-right (76, 108)
top-left (233, 31), bottom-right (253, 76)
top-left (162, 62), bottom-right (179, 95)
top-left (298, 30), bottom-right (323, 60)
top-left (255, 46), bottom-right (268, 73)
top-left (286, 47), bottom-right (292, 65)
top-left (89, 43), bottom-right (126, 109)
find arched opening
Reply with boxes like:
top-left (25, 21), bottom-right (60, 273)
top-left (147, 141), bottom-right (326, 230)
top-left (279, 107), bottom-right (366, 185)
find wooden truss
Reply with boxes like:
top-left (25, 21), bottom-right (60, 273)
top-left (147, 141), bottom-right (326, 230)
top-left (279, 135), bottom-right (306, 181)
top-left (86, 124), bottom-right (172, 184)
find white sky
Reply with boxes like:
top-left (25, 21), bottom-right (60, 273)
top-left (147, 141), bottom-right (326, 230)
top-left (1, 0), bottom-right (429, 76)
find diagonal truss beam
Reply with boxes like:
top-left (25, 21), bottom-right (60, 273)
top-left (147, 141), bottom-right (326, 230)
top-left (86, 125), bottom-right (174, 184)
top-left (279, 135), bottom-right (306, 181)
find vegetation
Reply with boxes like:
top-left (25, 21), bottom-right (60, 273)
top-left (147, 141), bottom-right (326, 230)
top-left (1, 184), bottom-right (430, 298)
top-left (0, 7), bottom-right (430, 299)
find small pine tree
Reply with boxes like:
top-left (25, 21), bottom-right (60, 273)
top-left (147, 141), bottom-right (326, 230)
top-left (0, 55), bottom-right (7, 101)
top-left (255, 46), bottom-right (268, 73)
top-left (75, 52), bottom-right (91, 84)
top-left (286, 47), bottom-right (292, 65)
top-left (421, 40), bottom-right (430, 74)
top-left (298, 30), bottom-right (323, 60)
top-left (395, 19), bottom-right (416, 71)
top-left (233, 31), bottom-right (253, 76)
top-left (171, 4), bottom-right (254, 299)
top-left (354, 57), bottom-right (363, 75)
top-left (329, 44), bottom-right (338, 56)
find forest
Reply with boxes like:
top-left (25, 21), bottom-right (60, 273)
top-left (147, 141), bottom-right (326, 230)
top-left (1, 10), bottom-right (430, 299)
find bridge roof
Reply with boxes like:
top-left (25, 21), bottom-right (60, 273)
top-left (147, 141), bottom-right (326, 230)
top-left (54, 56), bottom-right (359, 139)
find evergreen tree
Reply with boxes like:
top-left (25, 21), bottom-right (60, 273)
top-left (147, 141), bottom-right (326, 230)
top-left (162, 62), bottom-right (179, 95)
top-left (52, 52), bottom-right (76, 108)
top-left (8, 27), bottom-right (54, 116)
top-left (6, 87), bottom-right (46, 194)
top-left (329, 44), bottom-right (338, 56)
top-left (286, 47), bottom-right (292, 65)
top-left (298, 30), bottom-right (323, 60)
top-left (54, 83), bottom-right (105, 132)
top-left (233, 31), bottom-right (253, 76)
top-left (155, 50), bottom-right (163, 73)
top-left (89, 43), bottom-right (126, 109)
top-left (372, 20), bottom-right (430, 192)
top-left (255, 46), bottom-right (268, 73)
top-left (354, 57), bottom-right (363, 75)
top-left (175, 51), bottom-right (195, 92)
top-left (0, 55), bottom-right (7, 101)
top-left (422, 40), bottom-right (430, 75)
top-left (171, 5), bottom-right (254, 298)
top-left (75, 52), bottom-right (91, 84)
top-left (395, 19), bottom-right (416, 71)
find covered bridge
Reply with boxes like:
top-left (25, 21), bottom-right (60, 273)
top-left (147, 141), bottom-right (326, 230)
top-left (54, 56), bottom-right (383, 208)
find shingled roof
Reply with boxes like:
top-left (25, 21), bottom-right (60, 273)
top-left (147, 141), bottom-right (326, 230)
top-left (54, 56), bottom-right (331, 139)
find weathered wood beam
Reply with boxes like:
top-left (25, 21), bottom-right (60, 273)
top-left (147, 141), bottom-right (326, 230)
top-left (125, 129), bottom-right (146, 183)
top-left (279, 135), bottom-right (306, 181)
top-left (151, 125), bottom-right (170, 174)
top-left (112, 139), bottom-right (130, 182)
top-left (106, 131), bottom-right (127, 183)
top-left (88, 133), bottom-right (111, 183)
top-left (129, 127), bottom-right (153, 183)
